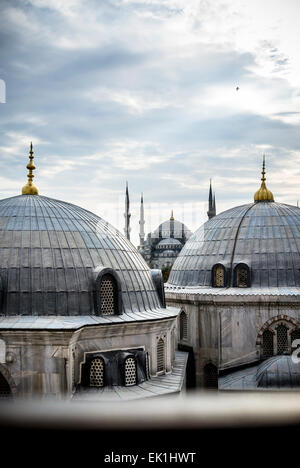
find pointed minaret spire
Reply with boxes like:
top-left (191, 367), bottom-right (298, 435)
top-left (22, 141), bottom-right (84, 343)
top-left (22, 142), bottom-right (39, 195)
top-left (124, 181), bottom-right (131, 241)
top-left (139, 192), bottom-right (145, 247)
top-left (207, 179), bottom-right (216, 219)
top-left (213, 192), bottom-right (216, 214)
top-left (170, 210), bottom-right (174, 221)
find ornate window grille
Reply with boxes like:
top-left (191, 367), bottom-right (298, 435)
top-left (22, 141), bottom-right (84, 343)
top-left (157, 338), bottom-right (165, 373)
top-left (276, 324), bottom-right (288, 354)
top-left (262, 330), bottom-right (274, 358)
top-left (89, 358), bottom-right (104, 387)
top-left (215, 265), bottom-right (225, 287)
top-left (124, 357), bottom-right (137, 386)
top-left (236, 266), bottom-right (248, 288)
top-left (180, 311), bottom-right (188, 340)
top-left (100, 274), bottom-right (116, 315)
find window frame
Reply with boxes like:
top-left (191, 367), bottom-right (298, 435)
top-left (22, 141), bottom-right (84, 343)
top-left (211, 263), bottom-right (226, 288)
top-left (156, 338), bottom-right (165, 374)
top-left (124, 356), bottom-right (138, 387)
top-left (89, 357), bottom-right (105, 388)
top-left (94, 267), bottom-right (123, 316)
top-left (233, 263), bottom-right (251, 288)
top-left (179, 310), bottom-right (188, 341)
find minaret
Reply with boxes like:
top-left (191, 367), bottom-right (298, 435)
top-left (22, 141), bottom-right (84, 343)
top-left (22, 142), bottom-right (39, 195)
top-left (207, 179), bottom-right (216, 219)
top-left (139, 193), bottom-right (145, 247)
top-left (124, 181), bottom-right (131, 241)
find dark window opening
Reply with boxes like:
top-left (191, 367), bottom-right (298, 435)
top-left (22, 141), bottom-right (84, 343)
top-left (0, 373), bottom-right (12, 398)
top-left (203, 363), bottom-right (218, 389)
top-left (180, 311), bottom-right (188, 340)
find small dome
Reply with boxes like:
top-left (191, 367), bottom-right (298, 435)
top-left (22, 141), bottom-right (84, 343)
top-left (0, 195), bottom-right (161, 316)
top-left (168, 201), bottom-right (300, 288)
top-left (256, 356), bottom-right (300, 388)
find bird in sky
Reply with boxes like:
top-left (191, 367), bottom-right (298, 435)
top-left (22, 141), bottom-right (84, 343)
top-left (236, 86), bottom-right (239, 91)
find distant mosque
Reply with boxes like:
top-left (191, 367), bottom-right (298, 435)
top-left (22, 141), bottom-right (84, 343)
top-left (123, 180), bottom-right (217, 277)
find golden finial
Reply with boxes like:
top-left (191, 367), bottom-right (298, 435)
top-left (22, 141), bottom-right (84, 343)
top-left (22, 142), bottom-right (39, 195)
top-left (170, 210), bottom-right (174, 220)
top-left (254, 154), bottom-right (274, 202)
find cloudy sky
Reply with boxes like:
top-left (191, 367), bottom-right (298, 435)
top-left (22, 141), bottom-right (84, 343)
top-left (1, 0), bottom-right (300, 245)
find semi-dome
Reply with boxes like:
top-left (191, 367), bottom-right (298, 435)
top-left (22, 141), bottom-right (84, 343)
top-left (168, 201), bottom-right (300, 288)
top-left (0, 194), bottom-right (162, 316)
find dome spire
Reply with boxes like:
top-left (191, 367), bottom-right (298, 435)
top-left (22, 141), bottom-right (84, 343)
top-left (22, 142), bottom-right (39, 195)
top-left (170, 210), bottom-right (174, 221)
top-left (254, 154), bottom-right (274, 203)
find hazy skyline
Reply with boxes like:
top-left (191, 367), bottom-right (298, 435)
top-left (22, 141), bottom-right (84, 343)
top-left (1, 0), bottom-right (300, 245)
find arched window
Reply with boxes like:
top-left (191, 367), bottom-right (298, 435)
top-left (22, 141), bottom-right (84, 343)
top-left (100, 274), bottom-right (117, 315)
top-left (157, 338), bottom-right (165, 373)
top-left (203, 363), bottom-right (218, 389)
top-left (89, 358), bottom-right (104, 387)
top-left (262, 330), bottom-right (274, 358)
top-left (276, 324), bottom-right (288, 354)
top-left (124, 357), bottom-right (137, 386)
top-left (212, 264), bottom-right (225, 287)
top-left (180, 310), bottom-right (188, 340)
top-left (235, 264), bottom-right (250, 288)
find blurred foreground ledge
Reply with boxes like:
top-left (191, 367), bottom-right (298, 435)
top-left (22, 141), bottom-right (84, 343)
top-left (1, 390), bottom-right (300, 430)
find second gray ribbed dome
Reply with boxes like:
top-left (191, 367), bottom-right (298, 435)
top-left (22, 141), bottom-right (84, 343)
top-left (168, 201), bottom-right (300, 288)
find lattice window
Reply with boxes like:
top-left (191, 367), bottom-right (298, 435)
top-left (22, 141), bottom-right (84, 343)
top-left (291, 329), bottom-right (300, 350)
top-left (100, 274), bottom-right (116, 315)
top-left (157, 338), bottom-right (165, 373)
top-left (125, 357), bottom-right (137, 386)
top-left (236, 266), bottom-right (248, 288)
top-left (203, 364), bottom-right (218, 389)
top-left (215, 266), bottom-right (224, 287)
top-left (180, 311), bottom-right (188, 340)
top-left (89, 358), bottom-right (104, 387)
top-left (277, 324), bottom-right (288, 354)
top-left (262, 330), bottom-right (274, 358)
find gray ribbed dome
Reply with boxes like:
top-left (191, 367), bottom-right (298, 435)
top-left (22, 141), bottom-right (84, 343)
top-left (168, 202), bottom-right (300, 288)
top-left (0, 195), bottom-right (161, 316)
